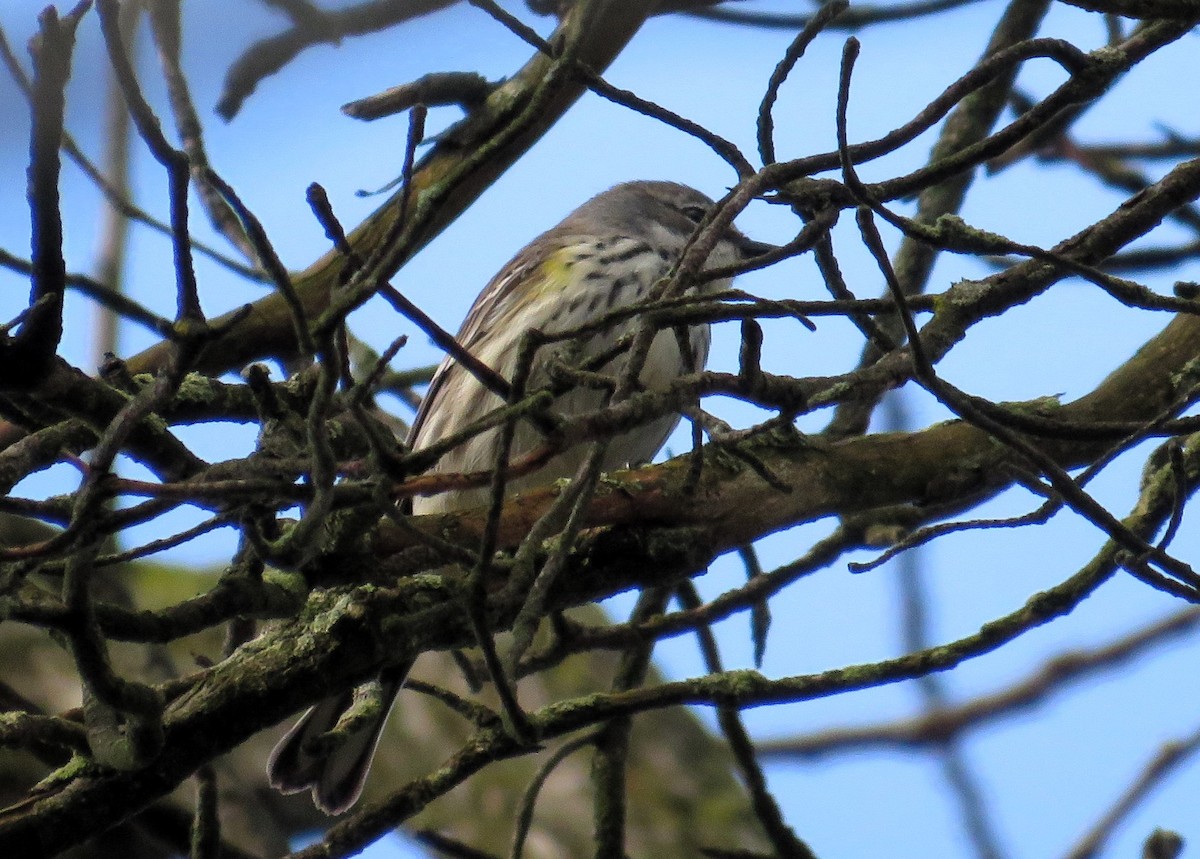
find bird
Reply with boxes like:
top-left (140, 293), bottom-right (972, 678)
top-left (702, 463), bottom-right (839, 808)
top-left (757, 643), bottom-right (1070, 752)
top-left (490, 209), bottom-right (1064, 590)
top-left (268, 180), bottom-right (773, 814)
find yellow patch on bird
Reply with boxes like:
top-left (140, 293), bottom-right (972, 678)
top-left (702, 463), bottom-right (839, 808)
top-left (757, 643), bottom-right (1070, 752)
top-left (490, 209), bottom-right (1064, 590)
top-left (531, 247), bottom-right (579, 297)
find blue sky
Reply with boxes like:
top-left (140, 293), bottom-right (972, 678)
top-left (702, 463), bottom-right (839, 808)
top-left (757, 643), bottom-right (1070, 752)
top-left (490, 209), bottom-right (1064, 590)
top-left (1, 2), bottom-right (1198, 857)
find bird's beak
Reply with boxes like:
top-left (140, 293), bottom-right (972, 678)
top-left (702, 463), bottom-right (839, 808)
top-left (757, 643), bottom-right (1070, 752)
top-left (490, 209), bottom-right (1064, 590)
top-left (735, 234), bottom-right (779, 259)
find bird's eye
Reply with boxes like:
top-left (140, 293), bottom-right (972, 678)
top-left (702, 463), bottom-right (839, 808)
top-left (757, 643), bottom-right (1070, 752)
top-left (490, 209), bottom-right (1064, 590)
top-left (681, 205), bottom-right (707, 224)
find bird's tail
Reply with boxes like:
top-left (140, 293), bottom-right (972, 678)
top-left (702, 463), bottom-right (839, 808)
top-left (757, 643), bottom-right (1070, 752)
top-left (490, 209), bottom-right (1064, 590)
top-left (267, 669), bottom-right (408, 815)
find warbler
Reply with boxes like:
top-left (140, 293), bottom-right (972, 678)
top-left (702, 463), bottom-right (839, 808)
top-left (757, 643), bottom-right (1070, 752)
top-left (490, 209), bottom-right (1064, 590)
top-left (268, 180), bottom-right (773, 813)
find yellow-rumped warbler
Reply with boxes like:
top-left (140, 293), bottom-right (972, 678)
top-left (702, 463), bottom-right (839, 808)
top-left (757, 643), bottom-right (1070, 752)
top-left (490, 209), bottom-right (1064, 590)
top-left (268, 180), bottom-right (772, 813)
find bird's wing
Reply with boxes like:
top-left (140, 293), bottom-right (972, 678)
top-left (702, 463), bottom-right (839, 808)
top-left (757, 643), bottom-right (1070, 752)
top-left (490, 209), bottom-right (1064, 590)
top-left (407, 240), bottom-right (564, 447)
